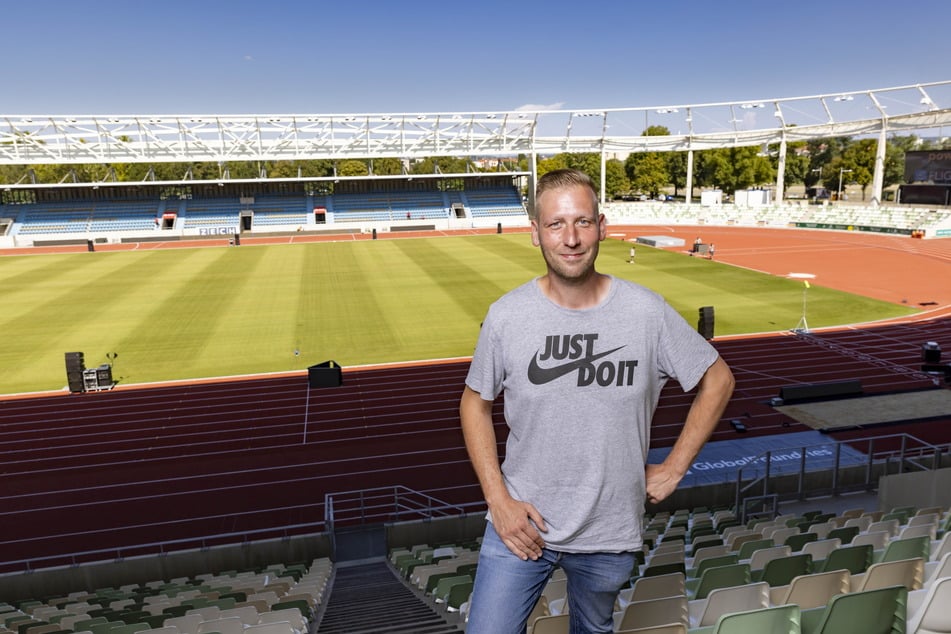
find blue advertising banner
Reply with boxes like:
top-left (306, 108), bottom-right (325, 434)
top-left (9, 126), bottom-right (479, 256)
top-left (647, 430), bottom-right (867, 488)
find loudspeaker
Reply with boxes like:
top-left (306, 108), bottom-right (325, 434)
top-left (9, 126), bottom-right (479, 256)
top-left (779, 379), bottom-right (863, 403)
top-left (233, 233), bottom-right (240, 246)
top-left (67, 372), bottom-right (85, 393)
top-left (96, 364), bottom-right (113, 386)
top-left (698, 306), bottom-right (715, 340)
top-left (923, 342), bottom-right (942, 364)
top-left (922, 363), bottom-right (951, 383)
top-left (65, 351), bottom-right (85, 372)
top-left (66, 351), bottom-right (86, 392)
top-left (308, 360), bottom-right (343, 388)
top-left (86, 239), bottom-right (95, 252)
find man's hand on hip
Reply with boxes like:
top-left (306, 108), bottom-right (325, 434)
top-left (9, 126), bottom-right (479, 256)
top-left (489, 495), bottom-right (548, 561)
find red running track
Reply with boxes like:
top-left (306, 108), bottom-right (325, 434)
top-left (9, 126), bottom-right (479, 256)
top-left (0, 314), bottom-right (948, 572)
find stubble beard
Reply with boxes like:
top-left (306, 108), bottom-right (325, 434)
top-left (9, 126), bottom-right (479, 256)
top-left (541, 244), bottom-right (599, 286)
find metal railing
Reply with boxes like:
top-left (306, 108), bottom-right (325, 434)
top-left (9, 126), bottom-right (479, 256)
top-left (735, 432), bottom-right (945, 522)
top-left (0, 519), bottom-right (326, 574)
top-left (324, 485), bottom-right (480, 535)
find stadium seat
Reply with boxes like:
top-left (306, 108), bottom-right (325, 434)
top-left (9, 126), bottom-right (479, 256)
top-left (877, 536), bottom-right (931, 564)
top-left (687, 563), bottom-right (751, 600)
top-left (615, 624), bottom-right (686, 634)
top-left (690, 604), bottom-right (800, 634)
top-left (799, 585), bottom-right (907, 634)
top-left (907, 575), bottom-right (951, 634)
top-left (850, 557), bottom-right (924, 592)
top-left (802, 539), bottom-right (841, 562)
top-left (817, 543), bottom-right (873, 575)
top-left (770, 569), bottom-right (851, 610)
top-left (617, 572), bottom-right (686, 611)
top-left (614, 595), bottom-right (688, 632)
top-left (852, 531), bottom-right (890, 551)
top-left (688, 581), bottom-right (769, 628)
top-left (736, 538), bottom-right (776, 562)
top-left (748, 545), bottom-right (792, 572)
top-left (757, 553), bottom-right (813, 587)
top-left (256, 609), bottom-right (305, 634)
top-left (529, 613), bottom-right (569, 634)
top-left (694, 554), bottom-right (740, 576)
top-left (243, 623), bottom-right (294, 634)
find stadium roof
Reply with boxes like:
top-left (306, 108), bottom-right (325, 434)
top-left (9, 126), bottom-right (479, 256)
top-left (2, 81), bottom-right (950, 168)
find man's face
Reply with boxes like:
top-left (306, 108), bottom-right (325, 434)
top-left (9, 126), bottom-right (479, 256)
top-left (531, 184), bottom-right (606, 284)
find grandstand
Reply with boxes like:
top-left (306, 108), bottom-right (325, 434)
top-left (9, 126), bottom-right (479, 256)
top-left (1, 83), bottom-right (951, 632)
top-left (0, 177), bottom-right (530, 246)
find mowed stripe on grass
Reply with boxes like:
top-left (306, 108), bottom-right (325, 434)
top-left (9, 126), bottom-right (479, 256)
top-left (0, 234), bottom-right (916, 394)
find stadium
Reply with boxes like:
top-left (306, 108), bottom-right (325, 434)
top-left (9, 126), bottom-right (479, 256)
top-left (1, 81), bottom-right (951, 632)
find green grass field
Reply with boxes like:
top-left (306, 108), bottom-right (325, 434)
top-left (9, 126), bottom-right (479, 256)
top-left (0, 234), bottom-right (917, 395)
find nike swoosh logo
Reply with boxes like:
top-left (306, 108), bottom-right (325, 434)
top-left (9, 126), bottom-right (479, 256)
top-left (527, 346), bottom-right (625, 385)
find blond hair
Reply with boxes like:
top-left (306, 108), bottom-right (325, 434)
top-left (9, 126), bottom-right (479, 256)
top-left (534, 169), bottom-right (599, 218)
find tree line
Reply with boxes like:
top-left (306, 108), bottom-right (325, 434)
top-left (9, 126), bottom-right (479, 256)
top-left (539, 127), bottom-right (950, 201)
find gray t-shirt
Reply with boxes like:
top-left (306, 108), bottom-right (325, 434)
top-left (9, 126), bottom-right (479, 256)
top-left (466, 275), bottom-right (719, 552)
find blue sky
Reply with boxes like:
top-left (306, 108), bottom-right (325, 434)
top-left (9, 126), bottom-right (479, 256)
top-left (3, 0), bottom-right (948, 115)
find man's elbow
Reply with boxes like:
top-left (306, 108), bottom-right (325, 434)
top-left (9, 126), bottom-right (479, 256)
top-left (708, 357), bottom-right (735, 397)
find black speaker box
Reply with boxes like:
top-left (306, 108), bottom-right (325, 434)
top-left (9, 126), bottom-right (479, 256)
top-left (698, 306), bottom-right (715, 340)
top-left (779, 379), bottom-right (863, 403)
top-left (96, 364), bottom-right (113, 385)
top-left (308, 360), bottom-right (343, 388)
top-left (67, 372), bottom-right (85, 393)
top-left (922, 342), bottom-right (942, 364)
top-left (65, 351), bottom-right (85, 372)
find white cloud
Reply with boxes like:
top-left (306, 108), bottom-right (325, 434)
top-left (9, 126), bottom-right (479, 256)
top-left (243, 55), bottom-right (254, 62)
top-left (514, 102), bottom-right (565, 112)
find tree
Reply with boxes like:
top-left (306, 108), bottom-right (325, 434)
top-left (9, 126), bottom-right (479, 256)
top-left (410, 156), bottom-right (472, 175)
top-left (337, 159), bottom-right (369, 177)
top-left (624, 125), bottom-right (671, 197)
top-left (564, 153), bottom-right (602, 182)
top-left (696, 147), bottom-right (773, 194)
top-left (626, 151), bottom-right (668, 197)
top-left (667, 152), bottom-right (688, 197)
top-left (883, 135), bottom-right (920, 191)
top-left (839, 140), bottom-right (876, 200)
top-left (883, 139), bottom-right (908, 193)
top-left (371, 157), bottom-right (403, 175)
top-left (536, 154), bottom-right (569, 181)
top-left (806, 136), bottom-right (851, 188)
top-left (604, 158), bottom-right (630, 199)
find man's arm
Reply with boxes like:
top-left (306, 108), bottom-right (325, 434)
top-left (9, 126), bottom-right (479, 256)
top-left (459, 385), bottom-right (547, 560)
top-left (645, 356), bottom-right (735, 504)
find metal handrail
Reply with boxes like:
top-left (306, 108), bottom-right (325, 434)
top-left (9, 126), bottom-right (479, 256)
top-left (324, 485), bottom-right (476, 528)
top-left (0, 518), bottom-right (326, 574)
top-left (734, 432), bottom-right (944, 521)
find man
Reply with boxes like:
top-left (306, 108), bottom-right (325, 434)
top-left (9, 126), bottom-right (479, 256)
top-left (460, 169), bottom-right (734, 633)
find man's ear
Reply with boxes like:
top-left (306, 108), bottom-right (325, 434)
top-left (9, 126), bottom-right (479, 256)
top-left (530, 219), bottom-right (540, 247)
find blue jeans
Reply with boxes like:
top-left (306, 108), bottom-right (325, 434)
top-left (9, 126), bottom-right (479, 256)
top-left (466, 522), bottom-right (637, 634)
